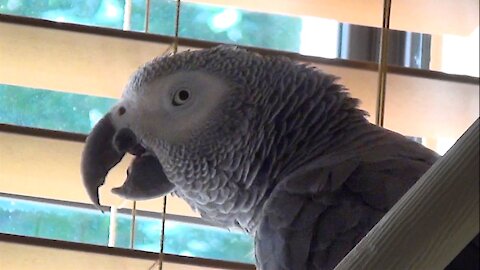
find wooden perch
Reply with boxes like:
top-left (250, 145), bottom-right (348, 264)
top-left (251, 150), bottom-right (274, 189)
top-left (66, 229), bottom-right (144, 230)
top-left (335, 119), bottom-right (480, 270)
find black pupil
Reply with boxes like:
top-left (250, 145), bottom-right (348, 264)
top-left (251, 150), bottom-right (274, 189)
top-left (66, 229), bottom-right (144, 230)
top-left (178, 90), bottom-right (189, 101)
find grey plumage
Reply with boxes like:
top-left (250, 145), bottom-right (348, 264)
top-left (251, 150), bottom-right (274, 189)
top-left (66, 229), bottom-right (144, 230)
top-left (81, 45), bottom-right (478, 269)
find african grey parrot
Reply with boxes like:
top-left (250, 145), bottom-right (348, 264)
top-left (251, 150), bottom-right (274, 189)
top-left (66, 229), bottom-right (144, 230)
top-left (81, 45), bottom-right (478, 269)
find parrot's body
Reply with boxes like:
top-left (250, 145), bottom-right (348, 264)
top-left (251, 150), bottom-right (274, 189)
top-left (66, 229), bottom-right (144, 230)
top-left (81, 46), bottom-right (478, 269)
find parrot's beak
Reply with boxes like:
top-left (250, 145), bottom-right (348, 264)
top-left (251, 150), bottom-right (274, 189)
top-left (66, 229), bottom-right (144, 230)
top-left (81, 112), bottom-right (144, 210)
top-left (110, 153), bottom-right (175, 200)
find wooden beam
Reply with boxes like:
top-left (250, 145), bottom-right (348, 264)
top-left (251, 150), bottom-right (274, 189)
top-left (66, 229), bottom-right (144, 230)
top-left (335, 119), bottom-right (479, 269)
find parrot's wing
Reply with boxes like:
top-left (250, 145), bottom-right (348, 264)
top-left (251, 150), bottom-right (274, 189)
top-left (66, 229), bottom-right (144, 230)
top-left (255, 130), bottom-right (437, 270)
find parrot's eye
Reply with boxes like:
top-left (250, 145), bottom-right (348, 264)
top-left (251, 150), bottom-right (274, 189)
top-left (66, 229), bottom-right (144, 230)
top-left (118, 106), bottom-right (126, 116)
top-left (172, 89), bottom-right (190, 106)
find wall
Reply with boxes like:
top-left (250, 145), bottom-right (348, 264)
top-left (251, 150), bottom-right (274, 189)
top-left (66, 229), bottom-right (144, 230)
top-left (0, 132), bottom-right (197, 216)
top-left (0, 241), bottom-right (217, 270)
top-left (0, 22), bottom-right (167, 98)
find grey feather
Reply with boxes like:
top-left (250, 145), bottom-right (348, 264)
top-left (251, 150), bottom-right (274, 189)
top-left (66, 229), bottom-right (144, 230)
top-left (81, 45), bottom-right (478, 269)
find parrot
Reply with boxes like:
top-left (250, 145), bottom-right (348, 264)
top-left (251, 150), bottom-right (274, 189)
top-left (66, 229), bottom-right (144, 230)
top-left (81, 45), bottom-right (479, 269)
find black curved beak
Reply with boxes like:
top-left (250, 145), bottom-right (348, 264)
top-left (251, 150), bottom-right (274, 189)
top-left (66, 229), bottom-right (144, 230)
top-left (81, 113), bottom-right (142, 209)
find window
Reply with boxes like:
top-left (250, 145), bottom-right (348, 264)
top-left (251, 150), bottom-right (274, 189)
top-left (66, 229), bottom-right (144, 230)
top-left (0, 84), bottom-right (115, 134)
top-left (0, 194), bottom-right (254, 263)
top-left (0, 1), bottom-right (478, 268)
top-left (340, 24), bottom-right (432, 69)
top-left (2, 0), bottom-right (477, 76)
top-left (0, 84), bottom-right (256, 263)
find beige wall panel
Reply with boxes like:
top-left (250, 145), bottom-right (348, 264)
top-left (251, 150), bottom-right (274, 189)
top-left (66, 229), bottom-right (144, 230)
top-left (0, 132), bottom-right (200, 217)
top-left (384, 74), bottom-right (479, 150)
top-left (0, 22), bottom-right (170, 99)
top-left (390, 0), bottom-right (479, 35)
top-left (302, 63), bottom-right (479, 152)
top-left (0, 241), bottom-right (219, 270)
top-left (429, 35), bottom-right (444, 71)
top-left (308, 65), bottom-right (479, 152)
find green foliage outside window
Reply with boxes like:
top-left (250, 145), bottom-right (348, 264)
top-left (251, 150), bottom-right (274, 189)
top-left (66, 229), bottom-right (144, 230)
top-left (0, 84), bottom-right (115, 133)
top-left (0, 196), bottom-right (110, 245)
top-left (0, 196), bottom-right (254, 263)
top-left (0, 0), bottom-right (301, 52)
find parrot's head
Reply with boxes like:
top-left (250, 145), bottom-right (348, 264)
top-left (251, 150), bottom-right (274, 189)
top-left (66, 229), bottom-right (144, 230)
top-left (81, 45), bottom-right (364, 227)
top-left (81, 45), bottom-right (256, 209)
